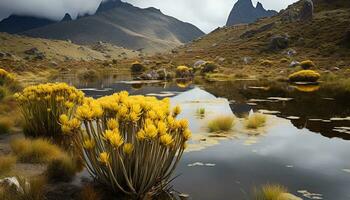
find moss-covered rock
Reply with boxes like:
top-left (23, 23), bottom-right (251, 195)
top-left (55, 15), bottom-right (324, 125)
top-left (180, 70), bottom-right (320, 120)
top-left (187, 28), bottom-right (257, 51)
top-left (288, 70), bottom-right (320, 82)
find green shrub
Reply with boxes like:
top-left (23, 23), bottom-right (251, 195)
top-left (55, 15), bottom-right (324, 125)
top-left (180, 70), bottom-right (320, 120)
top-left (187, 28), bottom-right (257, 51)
top-left (15, 83), bottom-right (84, 138)
top-left (10, 138), bottom-right (65, 164)
top-left (245, 113), bottom-right (267, 129)
top-left (200, 62), bottom-right (218, 74)
top-left (300, 60), bottom-right (316, 70)
top-left (131, 61), bottom-right (145, 73)
top-left (78, 69), bottom-right (99, 81)
top-left (288, 70), bottom-right (321, 82)
top-left (0, 155), bottom-right (16, 176)
top-left (46, 154), bottom-right (77, 182)
top-left (208, 116), bottom-right (235, 132)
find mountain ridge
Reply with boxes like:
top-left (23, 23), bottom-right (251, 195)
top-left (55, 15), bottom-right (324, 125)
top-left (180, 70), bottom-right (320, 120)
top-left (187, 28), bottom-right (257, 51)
top-left (226, 0), bottom-right (277, 26)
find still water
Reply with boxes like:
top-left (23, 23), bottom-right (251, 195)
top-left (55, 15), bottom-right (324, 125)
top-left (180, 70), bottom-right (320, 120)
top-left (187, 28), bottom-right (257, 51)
top-left (56, 73), bottom-right (350, 200)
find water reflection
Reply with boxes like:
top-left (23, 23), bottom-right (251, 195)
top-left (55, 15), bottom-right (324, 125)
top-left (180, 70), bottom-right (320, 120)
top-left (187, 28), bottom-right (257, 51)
top-left (55, 73), bottom-right (350, 200)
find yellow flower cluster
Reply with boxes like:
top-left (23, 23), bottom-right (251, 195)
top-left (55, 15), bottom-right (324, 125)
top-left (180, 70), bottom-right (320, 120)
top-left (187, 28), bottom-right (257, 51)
top-left (0, 68), bottom-right (15, 85)
top-left (71, 91), bottom-right (191, 195)
top-left (15, 83), bottom-right (84, 138)
top-left (176, 65), bottom-right (191, 73)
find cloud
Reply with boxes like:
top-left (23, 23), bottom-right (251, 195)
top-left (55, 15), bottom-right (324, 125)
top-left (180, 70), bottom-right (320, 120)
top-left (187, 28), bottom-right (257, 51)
top-left (0, 0), bottom-right (298, 32)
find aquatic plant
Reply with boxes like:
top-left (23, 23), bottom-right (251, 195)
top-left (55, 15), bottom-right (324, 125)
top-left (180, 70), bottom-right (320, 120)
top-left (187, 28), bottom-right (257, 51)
top-left (131, 61), bottom-right (146, 73)
top-left (196, 108), bottom-right (206, 116)
top-left (176, 65), bottom-right (193, 78)
top-left (45, 154), bottom-right (77, 182)
top-left (208, 116), bottom-right (235, 132)
top-left (61, 91), bottom-right (191, 198)
top-left (15, 82), bottom-right (84, 138)
top-left (10, 138), bottom-right (65, 164)
top-left (300, 60), bottom-right (316, 70)
top-left (245, 113), bottom-right (267, 129)
top-left (0, 155), bottom-right (16, 177)
top-left (288, 70), bottom-right (320, 82)
top-left (254, 184), bottom-right (288, 200)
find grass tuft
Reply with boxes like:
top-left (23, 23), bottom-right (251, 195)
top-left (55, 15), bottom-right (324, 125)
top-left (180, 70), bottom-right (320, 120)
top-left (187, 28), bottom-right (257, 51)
top-left (45, 154), bottom-right (78, 182)
top-left (245, 113), bottom-right (267, 129)
top-left (300, 60), bottom-right (316, 70)
top-left (10, 138), bottom-right (65, 164)
top-left (208, 116), bottom-right (235, 132)
top-left (79, 185), bottom-right (102, 200)
top-left (254, 184), bottom-right (288, 200)
top-left (0, 155), bottom-right (16, 177)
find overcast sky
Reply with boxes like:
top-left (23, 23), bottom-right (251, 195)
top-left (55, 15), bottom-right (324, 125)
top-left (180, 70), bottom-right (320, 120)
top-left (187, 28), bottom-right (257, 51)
top-left (0, 0), bottom-right (298, 33)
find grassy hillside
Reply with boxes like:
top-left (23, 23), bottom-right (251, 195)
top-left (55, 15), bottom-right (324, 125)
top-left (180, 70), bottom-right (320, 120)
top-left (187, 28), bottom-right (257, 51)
top-left (0, 32), bottom-right (139, 62)
top-left (159, 0), bottom-right (350, 78)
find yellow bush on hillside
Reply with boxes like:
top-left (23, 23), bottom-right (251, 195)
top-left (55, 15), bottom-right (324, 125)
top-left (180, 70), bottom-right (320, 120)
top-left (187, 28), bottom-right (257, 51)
top-left (176, 65), bottom-right (192, 78)
top-left (0, 68), bottom-right (15, 86)
top-left (300, 60), bottom-right (316, 70)
top-left (288, 70), bottom-right (320, 82)
top-left (61, 91), bottom-right (191, 198)
top-left (15, 83), bottom-right (84, 138)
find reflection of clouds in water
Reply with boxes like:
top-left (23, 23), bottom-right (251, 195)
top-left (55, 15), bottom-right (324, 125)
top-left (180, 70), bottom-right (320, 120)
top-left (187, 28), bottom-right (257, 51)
top-left (254, 119), bottom-right (350, 171)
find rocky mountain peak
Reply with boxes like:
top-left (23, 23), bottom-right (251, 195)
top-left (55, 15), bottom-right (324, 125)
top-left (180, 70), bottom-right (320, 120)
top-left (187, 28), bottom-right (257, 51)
top-left (226, 0), bottom-right (277, 26)
top-left (96, 0), bottom-right (125, 13)
top-left (61, 13), bottom-right (72, 22)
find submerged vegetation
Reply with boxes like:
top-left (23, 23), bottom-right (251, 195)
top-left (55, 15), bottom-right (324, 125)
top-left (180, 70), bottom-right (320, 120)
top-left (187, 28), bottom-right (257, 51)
top-left (208, 116), bottom-right (235, 132)
top-left (245, 113), bottom-right (267, 129)
top-left (288, 70), bottom-right (321, 82)
top-left (15, 83), bottom-right (84, 138)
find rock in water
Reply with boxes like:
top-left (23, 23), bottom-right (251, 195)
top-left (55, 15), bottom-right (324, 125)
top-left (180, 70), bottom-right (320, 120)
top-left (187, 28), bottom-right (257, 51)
top-left (299, 0), bottom-right (314, 21)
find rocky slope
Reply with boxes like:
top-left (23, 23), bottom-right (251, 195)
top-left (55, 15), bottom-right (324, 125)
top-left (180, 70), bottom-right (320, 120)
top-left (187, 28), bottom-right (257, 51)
top-left (22, 0), bottom-right (204, 54)
top-left (167, 0), bottom-right (350, 75)
top-left (0, 15), bottom-right (57, 34)
top-left (0, 32), bottom-right (139, 62)
top-left (226, 0), bottom-right (277, 26)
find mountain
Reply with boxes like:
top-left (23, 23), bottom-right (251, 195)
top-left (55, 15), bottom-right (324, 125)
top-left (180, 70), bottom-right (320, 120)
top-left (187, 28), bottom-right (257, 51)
top-left (226, 0), bottom-right (277, 26)
top-left (60, 13), bottom-right (72, 22)
top-left (22, 0), bottom-right (204, 53)
top-left (167, 0), bottom-right (350, 74)
top-left (0, 15), bottom-right (57, 34)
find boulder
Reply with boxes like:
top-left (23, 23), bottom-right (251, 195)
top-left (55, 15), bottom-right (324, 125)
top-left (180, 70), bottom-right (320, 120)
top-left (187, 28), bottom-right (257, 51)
top-left (193, 60), bottom-right (206, 69)
top-left (138, 70), bottom-right (160, 80)
top-left (289, 61), bottom-right (300, 67)
top-left (269, 34), bottom-right (289, 50)
top-left (201, 62), bottom-right (218, 74)
top-left (299, 0), bottom-right (314, 21)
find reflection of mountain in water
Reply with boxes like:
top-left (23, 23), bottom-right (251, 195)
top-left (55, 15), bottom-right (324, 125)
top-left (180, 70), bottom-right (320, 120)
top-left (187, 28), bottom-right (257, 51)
top-left (202, 81), bottom-right (350, 140)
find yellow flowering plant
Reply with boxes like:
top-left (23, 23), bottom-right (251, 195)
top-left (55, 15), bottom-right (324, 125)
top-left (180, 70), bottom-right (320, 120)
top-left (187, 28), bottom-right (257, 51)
top-left (15, 83), bottom-right (84, 139)
top-left (0, 68), bottom-right (15, 86)
top-left (64, 91), bottom-right (191, 198)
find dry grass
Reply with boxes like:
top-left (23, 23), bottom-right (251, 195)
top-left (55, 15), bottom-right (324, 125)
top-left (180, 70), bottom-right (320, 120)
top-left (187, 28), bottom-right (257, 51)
top-left (0, 116), bottom-right (14, 135)
top-left (245, 113), bottom-right (267, 129)
top-left (45, 154), bottom-right (78, 182)
top-left (10, 138), bottom-right (65, 164)
top-left (79, 185), bottom-right (102, 200)
top-left (208, 116), bottom-right (235, 132)
top-left (0, 155), bottom-right (16, 177)
top-left (254, 184), bottom-right (288, 200)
